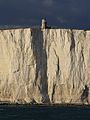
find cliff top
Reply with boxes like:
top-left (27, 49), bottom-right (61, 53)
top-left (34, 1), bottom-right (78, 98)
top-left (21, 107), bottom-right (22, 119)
top-left (0, 19), bottom-right (89, 30)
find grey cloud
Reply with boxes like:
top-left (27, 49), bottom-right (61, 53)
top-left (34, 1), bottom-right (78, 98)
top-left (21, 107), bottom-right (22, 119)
top-left (57, 17), bottom-right (68, 24)
top-left (42, 0), bottom-right (54, 7)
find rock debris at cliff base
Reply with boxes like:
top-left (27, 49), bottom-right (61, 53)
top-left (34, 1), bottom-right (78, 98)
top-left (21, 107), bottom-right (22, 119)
top-left (0, 28), bottom-right (90, 104)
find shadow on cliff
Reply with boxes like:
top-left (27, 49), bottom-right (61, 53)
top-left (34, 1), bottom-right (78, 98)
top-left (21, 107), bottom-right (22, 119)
top-left (31, 28), bottom-right (50, 103)
top-left (81, 85), bottom-right (89, 104)
top-left (70, 31), bottom-right (75, 51)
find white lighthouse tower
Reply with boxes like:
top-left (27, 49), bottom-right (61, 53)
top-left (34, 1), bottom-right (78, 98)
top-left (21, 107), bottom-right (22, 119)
top-left (41, 19), bottom-right (47, 29)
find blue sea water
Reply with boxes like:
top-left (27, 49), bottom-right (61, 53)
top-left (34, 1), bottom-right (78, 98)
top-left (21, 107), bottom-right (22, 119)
top-left (0, 105), bottom-right (90, 120)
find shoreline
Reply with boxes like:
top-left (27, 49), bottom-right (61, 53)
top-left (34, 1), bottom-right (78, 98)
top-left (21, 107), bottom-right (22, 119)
top-left (0, 103), bottom-right (89, 107)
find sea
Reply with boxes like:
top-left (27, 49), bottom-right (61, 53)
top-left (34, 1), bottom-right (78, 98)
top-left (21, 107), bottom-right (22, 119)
top-left (0, 105), bottom-right (90, 120)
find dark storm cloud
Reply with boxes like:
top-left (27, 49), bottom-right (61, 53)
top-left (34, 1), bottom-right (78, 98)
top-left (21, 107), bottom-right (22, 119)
top-left (0, 0), bottom-right (90, 29)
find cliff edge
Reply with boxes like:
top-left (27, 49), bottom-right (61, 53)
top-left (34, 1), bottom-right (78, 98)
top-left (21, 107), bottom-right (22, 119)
top-left (0, 27), bottom-right (90, 104)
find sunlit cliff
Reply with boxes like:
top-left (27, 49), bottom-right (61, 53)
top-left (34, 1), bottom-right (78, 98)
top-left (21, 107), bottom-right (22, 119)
top-left (0, 27), bottom-right (90, 104)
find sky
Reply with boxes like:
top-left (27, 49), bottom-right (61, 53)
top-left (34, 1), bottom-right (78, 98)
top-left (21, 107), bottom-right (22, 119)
top-left (0, 0), bottom-right (90, 29)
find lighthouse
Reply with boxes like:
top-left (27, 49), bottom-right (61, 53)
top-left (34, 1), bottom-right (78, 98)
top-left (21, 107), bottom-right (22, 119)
top-left (41, 19), bottom-right (47, 29)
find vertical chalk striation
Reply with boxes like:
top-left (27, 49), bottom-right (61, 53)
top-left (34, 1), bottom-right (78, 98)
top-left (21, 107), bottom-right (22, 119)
top-left (0, 28), bottom-right (90, 104)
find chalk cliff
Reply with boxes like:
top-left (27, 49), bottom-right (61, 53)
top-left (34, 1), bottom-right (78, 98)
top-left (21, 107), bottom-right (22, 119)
top-left (0, 28), bottom-right (90, 104)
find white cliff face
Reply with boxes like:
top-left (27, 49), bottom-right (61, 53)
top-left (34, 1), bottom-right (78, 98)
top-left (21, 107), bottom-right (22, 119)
top-left (0, 28), bottom-right (90, 104)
